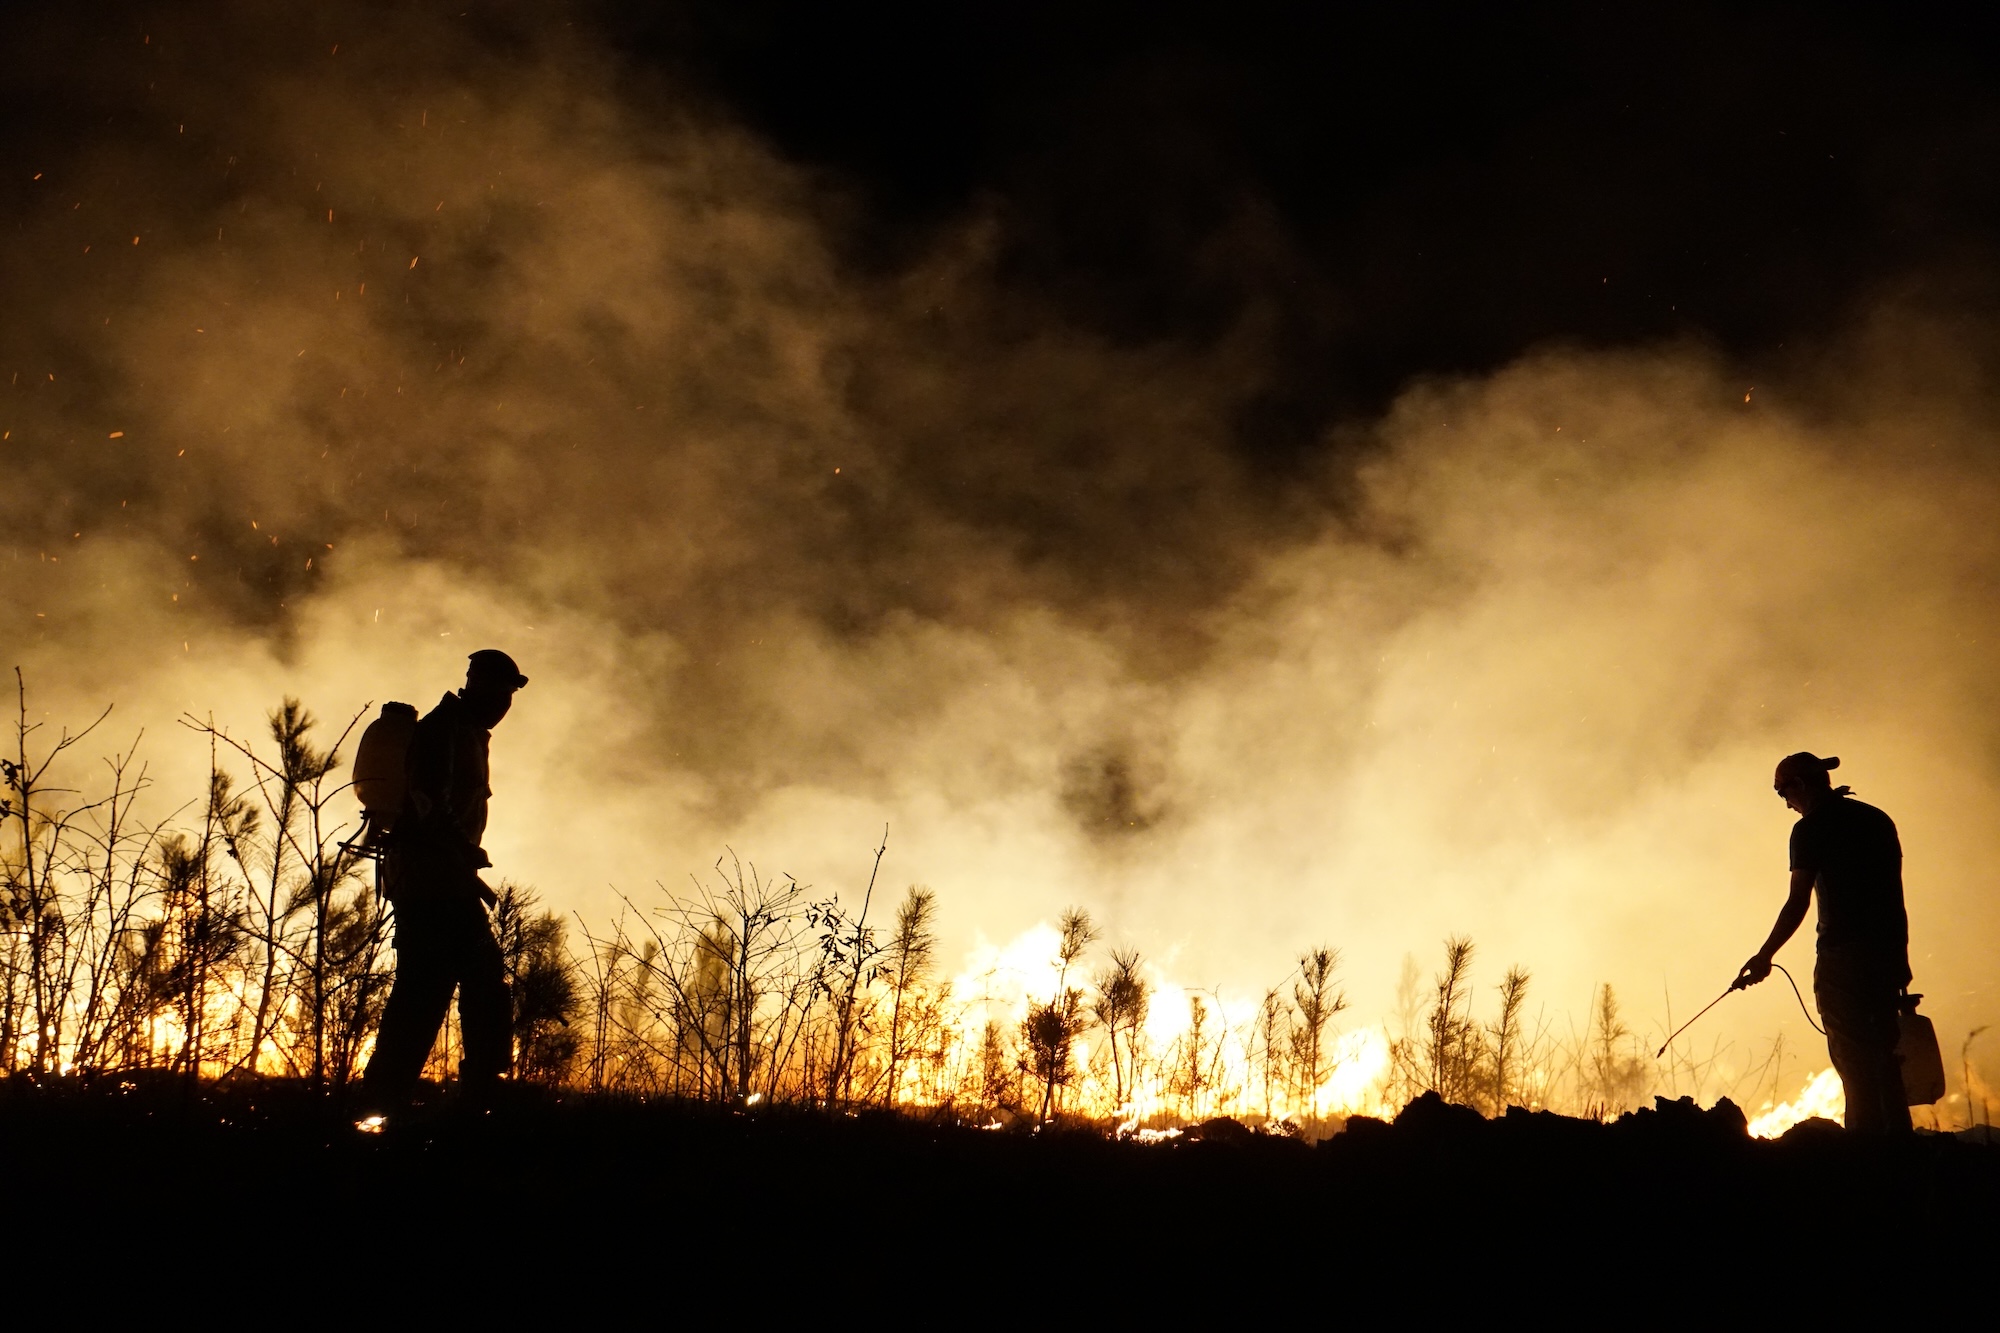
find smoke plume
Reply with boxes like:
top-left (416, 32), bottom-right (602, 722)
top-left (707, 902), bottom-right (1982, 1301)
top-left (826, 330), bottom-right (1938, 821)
top-left (6, 3), bottom-right (1998, 1075)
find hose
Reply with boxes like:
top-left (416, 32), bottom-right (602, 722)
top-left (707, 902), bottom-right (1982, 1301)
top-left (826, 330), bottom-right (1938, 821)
top-left (1654, 959), bottom-right (1823, 1058)
top-left (1770, 961), bottom-right (1826, 1036)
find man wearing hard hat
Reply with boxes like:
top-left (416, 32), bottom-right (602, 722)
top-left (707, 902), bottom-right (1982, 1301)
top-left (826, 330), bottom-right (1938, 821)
top-left (360, 649), bottom-right (528, 1117)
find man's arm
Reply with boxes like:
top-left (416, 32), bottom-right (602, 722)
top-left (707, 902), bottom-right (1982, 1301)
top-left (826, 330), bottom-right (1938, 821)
top-left (1736, 868), bottom-right (1813, 988)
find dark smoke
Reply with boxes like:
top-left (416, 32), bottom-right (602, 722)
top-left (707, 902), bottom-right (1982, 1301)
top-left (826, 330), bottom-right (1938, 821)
top-left (0, 3), bottom-right (1341, 810)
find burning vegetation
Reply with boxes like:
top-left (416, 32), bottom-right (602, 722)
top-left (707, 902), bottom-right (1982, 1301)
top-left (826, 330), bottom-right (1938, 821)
top-left (7, 673), bottom-right (1994, 1144)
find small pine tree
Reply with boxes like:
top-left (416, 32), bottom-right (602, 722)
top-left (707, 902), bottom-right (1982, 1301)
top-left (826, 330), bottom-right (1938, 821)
top-left (495, 883), bottom-right (581, 1083)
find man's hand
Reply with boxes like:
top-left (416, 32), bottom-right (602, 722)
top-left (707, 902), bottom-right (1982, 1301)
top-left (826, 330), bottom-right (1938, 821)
top-left (1734, 955), bottom-right (1773, 990)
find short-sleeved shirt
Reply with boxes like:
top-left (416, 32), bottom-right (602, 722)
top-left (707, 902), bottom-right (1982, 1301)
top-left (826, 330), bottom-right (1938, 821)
top-left (1789, 795), bottom-right (1908, 957)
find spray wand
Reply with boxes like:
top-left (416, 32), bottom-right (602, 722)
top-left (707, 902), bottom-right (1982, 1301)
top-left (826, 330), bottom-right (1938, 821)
top-left (1655, 961), bottom-right (1823, 1059)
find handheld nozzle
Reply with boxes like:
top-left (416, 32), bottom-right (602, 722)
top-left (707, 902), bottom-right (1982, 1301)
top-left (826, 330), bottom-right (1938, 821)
top-left (1656, 981), bottom-right (1738, 1058)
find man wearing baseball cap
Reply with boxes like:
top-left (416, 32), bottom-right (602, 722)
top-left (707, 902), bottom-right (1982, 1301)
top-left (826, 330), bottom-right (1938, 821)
top-left (1736, 752), bottom-right (1914, 1134)
top-left (361, 649), bottom-right (528, 1116)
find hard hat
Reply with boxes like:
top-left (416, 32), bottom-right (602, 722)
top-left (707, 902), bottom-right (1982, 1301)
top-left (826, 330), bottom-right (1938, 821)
top-left (466, 648), bottom-right (528, 689)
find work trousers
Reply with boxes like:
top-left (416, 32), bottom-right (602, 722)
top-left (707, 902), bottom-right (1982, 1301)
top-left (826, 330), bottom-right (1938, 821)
top-left (1815, 946), bottom-right (1912, 1136)
top-left (362, 880), bottom-right (512, 1106)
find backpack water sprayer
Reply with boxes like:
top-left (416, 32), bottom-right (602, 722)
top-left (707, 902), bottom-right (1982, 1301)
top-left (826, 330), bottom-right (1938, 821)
top-left (340, 701), bottom-right (418, 862)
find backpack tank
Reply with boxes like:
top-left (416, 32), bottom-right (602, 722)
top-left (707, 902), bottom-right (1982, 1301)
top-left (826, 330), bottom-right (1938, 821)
top-left (353, 701), bottom-right (419, 826)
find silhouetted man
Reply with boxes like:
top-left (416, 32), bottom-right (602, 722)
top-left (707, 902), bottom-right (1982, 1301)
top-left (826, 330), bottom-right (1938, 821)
top-left (1736, 752), bottom-right (1913, 1135)
top-left (360, 649), bottom-right (527, 1116)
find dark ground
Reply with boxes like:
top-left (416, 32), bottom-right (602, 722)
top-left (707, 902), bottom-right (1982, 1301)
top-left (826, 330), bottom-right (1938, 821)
top-left (7, 1077), bottom-right (1995, 1300)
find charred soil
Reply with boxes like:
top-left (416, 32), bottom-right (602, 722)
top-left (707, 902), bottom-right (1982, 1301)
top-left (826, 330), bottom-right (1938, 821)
top-left (6, 1078), bottom-right (1993, 1295)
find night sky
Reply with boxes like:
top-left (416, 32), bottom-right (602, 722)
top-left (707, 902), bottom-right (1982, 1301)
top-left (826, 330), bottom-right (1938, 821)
top-left (628, 2), bottom-right (2000, 417)
top-left (14, 3), bottom-right (2000, 451)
